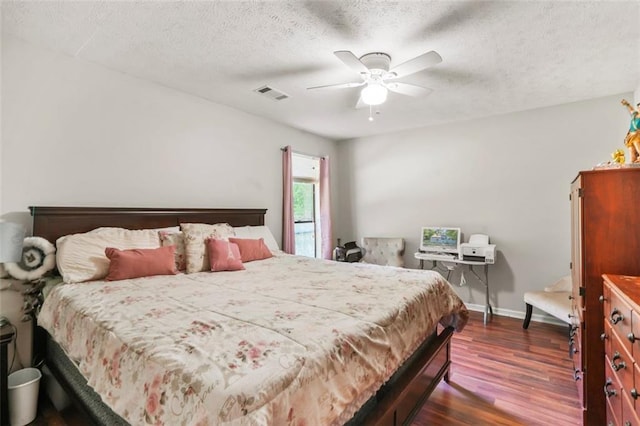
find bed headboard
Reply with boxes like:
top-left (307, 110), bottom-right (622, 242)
top-left (29, 206), bottom-right (267, 244)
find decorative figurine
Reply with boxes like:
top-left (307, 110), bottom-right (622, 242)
top-left (612, 149), bottom-right (625, 164)
top-left (621, 99), bottom-right (640, 163)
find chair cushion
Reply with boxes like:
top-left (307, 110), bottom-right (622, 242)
top-left (360, 237), bottom-right (405, 267)
top-left (544, 275), bottom-right (572, 292)
top-left (524, 290), bottom-right (571, 324)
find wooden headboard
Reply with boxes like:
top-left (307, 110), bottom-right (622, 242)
top-left (29, 206), bottom-right (267, 244)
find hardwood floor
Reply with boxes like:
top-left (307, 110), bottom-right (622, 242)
top-left (414, 311), bottom-right (581, 425)
top-left (34, 311), bottom-right (581, 425)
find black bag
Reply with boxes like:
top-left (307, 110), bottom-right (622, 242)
top-left (334, 241), bottom-right (362, 262)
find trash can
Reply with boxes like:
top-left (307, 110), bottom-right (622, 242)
top-left (8, 367), bottom-right (42, 426)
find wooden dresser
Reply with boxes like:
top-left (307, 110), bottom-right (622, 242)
top-left (570, 169), bottom-right (640, 425)
top-left (602, 274), bottom-right (640, 426)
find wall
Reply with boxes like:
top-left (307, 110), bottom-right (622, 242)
top-left (1, 37), bottom-right (338, 240)
top-left (1, 36), bottom-right (337, 372)
top-left (335, 94), bottom-right (632, 317)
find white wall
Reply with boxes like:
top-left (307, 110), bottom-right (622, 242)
top-left (335, 94), bottom-right (632, 315)
top-left (1, 37), bottom-right (338, 240)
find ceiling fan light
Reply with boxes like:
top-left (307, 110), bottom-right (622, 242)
top-left (361, 83), bottom-right (388, 106)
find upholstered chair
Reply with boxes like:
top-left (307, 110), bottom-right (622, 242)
top-left (522, 275), bottom-right (572, 329)
top-left (360, 237), bottom-right (405, 267)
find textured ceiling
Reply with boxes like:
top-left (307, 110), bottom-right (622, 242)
top-left (2, 1), bottom-right (639, 140)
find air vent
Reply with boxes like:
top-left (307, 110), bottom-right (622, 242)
top-left (253, 85), bottom-right (289, 101)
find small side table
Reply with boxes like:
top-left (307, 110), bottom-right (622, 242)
top-left (415, 252), bottom-right (494, 325)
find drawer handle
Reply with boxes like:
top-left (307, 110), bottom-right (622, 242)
top-left (569, 294), bottom-right (574, 300)
top-left (574, 369), bottom-right (581, 381)
top-left (610, 308), bottom-right (624, 325)
top-left (628, 332), bottom-right (638, 343)
top-left (599, 295), bottom-right (605, 303)
top-left (600, 333), bottom-right (608, 341)
top-left (631, 388), bottom-right (639, 399)
top-left (611, 351), bottom-right (626, 371)
top-left (604, 378), bottom-right (616, 397)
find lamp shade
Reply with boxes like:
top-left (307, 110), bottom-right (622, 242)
top-left (0, 222), bottom-right (25, 262)
top-left (361, 83), bottom-right (388, 106)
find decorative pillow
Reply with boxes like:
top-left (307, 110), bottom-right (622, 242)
top-left (4, 237), bottom-right (56, 281)
top-left (180, 223), bottom-right (235, 273)
top-left (232, 226), bottom-right (280, 252)
top-left (158, 231), bottom-right (186, 271)
top-left (56, 228), bottom-right (162, 283)
top-left (206, 239), bottom-right (245, 272)
top-left (105, 246), bottom-right (178, 281)
top-left (228, 238), bottom-right (273, 262)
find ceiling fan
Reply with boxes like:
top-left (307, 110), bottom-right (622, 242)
top-left (308, 50), bottom-right (442, 109)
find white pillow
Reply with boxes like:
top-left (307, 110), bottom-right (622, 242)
top-left (180, 223), bottom-right (235, 274)
top-left (56, 228), bottom-right (162, 283)
top-left (232, 225), bottom-right (280, 252)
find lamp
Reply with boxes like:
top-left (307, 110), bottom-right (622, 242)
top-left (0, 222), bottom-right (25, 263)
top-left (361, 83), bottom-right (388, 106)
top-left (0, 222), bottom-right (24, 426)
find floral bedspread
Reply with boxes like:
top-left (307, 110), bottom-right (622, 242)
top-left (38, 254), bottom-right (468, 425)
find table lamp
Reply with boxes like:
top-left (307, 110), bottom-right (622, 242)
top-left (0, 221), bottom-right (25, 426)
top-left (0, 222), bottom-right (24, 264)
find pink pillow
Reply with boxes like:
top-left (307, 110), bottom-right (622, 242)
top-left (206, 239), bottom-right (245, 272)
top-left (105, 246), bottom-right (178, 281)
top-left (228, 238), bottom-right (273, 262)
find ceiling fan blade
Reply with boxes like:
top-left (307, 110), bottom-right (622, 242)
top-left (389, 51), bottom-right (442, 79)
top-left (307, 81), bottom-right (365, 90)
top-left (334, 51), bottom-right (369, 75)
top-left (386, 82), bottom-right (433, 97)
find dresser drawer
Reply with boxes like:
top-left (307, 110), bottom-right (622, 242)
top-left (606, 357), bottom-right (624, 424)
top-left (609, 395), bottom-right (620, 426)
top-left (623, 390), bottom-right (640, 426)
top-left (604, 322), bottom-right (614, 362)
top-left (634, 362), bottom-right (640, 420)
top-left (631, 310), bottom-right (640, 360)
top-left (570, 320), bottom-right (583, 402)
top-left (610, 330), bottom-right (634, 395)
top-left (607, 287), bottom-right (634, 357)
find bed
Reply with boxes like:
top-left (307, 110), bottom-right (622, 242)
top-left (31, 206), bottom-right (468, 425)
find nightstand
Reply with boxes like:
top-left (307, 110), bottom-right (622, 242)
top-left (1, 317), bottom-right (16, 426)
top-left (0, 280), bottom-right (35, 374)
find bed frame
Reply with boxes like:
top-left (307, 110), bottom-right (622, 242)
top-left (30, 206), bottom-right (453, 426)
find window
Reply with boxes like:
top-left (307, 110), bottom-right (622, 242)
top-left (293, 181), bottom-right (316, 257)
top-left (292, 154), bottom-right (320, 257)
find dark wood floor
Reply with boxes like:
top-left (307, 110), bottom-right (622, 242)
top-left (33, 311), bottom-right (581, 425)
top-left (414, 311), bottom-right (581, 425)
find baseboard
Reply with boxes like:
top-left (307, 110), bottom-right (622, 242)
top-left (465, 303), bottom-right (569, 327)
